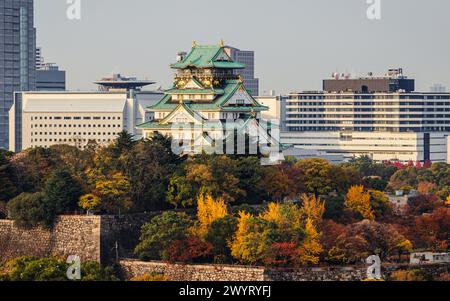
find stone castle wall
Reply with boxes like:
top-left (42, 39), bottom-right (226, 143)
top-left (119, 260), bottom-right (450, 281)
top-left (0, 216), bottom-right (101, 263)
top-left (0, 214), bottom-right (157, 264)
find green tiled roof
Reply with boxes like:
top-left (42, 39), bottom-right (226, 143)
top-left (170, 45), bottom-right (245, 69)
top-left (150, 80), bottom-right (267, 111)
top-left (165, 88), bottom-right (225, 95)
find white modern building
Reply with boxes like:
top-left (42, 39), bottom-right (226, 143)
top-left (9, 75), bottom-right (163, 152)
top-left (280, 69), bottom-right (450, 163)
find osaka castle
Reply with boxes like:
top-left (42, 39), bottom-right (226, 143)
top-left (137, 41), bottom-right (283, 161)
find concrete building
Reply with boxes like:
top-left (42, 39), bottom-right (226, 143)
top-left (281, 69), bottom-right (450, 163)
top-left (224, 46), bottom-right (259, 96)
top-left (9, 74), bottom-right (163, 152)
top-left (0, 0), bottom-right (36, 149)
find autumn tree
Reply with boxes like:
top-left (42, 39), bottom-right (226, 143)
top-left (230, 212), bottom-right (278, 265)
top-left (344, 185), bottom-right (375, 221)
top-left (80, 173), bottom-right (132, 214)
top-left (196, 194), bottom-right (228, 238)
top-left (368, 189), bottom-right (392, 220)
top-left (298, 218), bottom-right (323, 265)
top-left (414, 207), bottom-right (450, 250)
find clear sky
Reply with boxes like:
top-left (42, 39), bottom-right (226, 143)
top-left (35, 0), bottom-right (450, 94)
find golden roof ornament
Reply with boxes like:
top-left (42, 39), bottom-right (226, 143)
top-left (220, 39), bottom-right (225, 47)
top-left (238, 74), bottom-right (243, 83)
top-left (192, 40), bottom-right (197, 47)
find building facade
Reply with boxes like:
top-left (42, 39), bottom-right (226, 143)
top-left (9, 75), bottom-right (162, 152)
top-left (281, 70), bottom-right (450, 163)
top-left (224, 46), bottom-right (259, 96)
top-left (0, 0), bottom-right (36, 149)
top-left (137, 42), bottom-right (279, 157)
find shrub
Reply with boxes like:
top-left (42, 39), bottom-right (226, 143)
top-left (80, 261), bottom-right (120, 281)
top-left (390, 269), bottom-right (429, 281)
top-left (0, 257), bottom-right (120, 281)
top-left (6, 192), bottom-right (48, 228)
top-left (131, 273), bottom-right (169, 281)
top-left (0, 257), bottom-right (67, 281)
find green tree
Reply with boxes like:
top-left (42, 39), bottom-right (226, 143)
top-left (125, 135), bottom-right (183, 211)
top-left (0, 150), bottom-right (16, 201)
top-left (205, 216), bottom-right (238, 262)
top-left (42, 169), bottom-right (83, 223)
top-left (6, 192), bottom-right (47, 228)
top-left (134, 212), bottom-right (194, 261)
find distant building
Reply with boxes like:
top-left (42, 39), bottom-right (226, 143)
top-left (431, 84), bottom-right (447, 93)
top-left (36, 63), bottom-right (66, 91)
top-left (0, 0), bottom-right (36, 149)
top-left (9, 74), bottom-right (163, 152)
top-left (280, 69), bottom-right (450, 163)
top-left (35, 48), bottom-right (66, 91)
top-left (410, 252), bottom-right (450, 265)
top-left (224, 46), bottom-right (259, 96)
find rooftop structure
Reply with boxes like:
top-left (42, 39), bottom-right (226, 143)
top-left (323, 68), bottom-right (415, 93)
top-left (94, 74), bottom-right (156, 92)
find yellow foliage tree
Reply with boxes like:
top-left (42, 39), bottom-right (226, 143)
top-left (78, 194), bottom-right (101, 212)
top-left (300, 194), bottom-right (325, 224)
top-left (446, 195), bottom-right (450, 206)
top-left (344, 185), bottom-right (375, 221)
top-left (260, 203), bottom-right (282, 224)
top-left (298, 218), bottom-right (323, 265)
top-left (196, 194), bottom-right (228, 237)
top-left (230, 211), bottom-right (253, 261)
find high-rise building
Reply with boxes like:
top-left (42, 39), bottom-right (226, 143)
top-left (224, 46), bottom-right (259, 96)
top-left (0, 0), bottom-right (36, 149)
top-left (36, 63), bottom-right (66, 91)
top-left (281, 69), bottom-right (450, 163)
top-left (35, 47), bottom-right (66, 91)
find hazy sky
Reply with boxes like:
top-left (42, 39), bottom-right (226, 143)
top-left (35, 0), bottom-right (450, 94)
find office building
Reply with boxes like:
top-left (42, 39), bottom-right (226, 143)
top-left (36, 63), bottom-right (66, 91)
top-left (224, 46), bottom-right (259, 96)
top-left (9, 74), bottom-right (163, 152)
top-left (35, 47), bottom-right (66, 91)
top-left (281, 69), bottom-right (450, 163)
top-left (0, 0), bottom-right (36, 149)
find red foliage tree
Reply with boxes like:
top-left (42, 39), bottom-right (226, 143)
top-left (263, 242), bottom-right (300, 267)
top-left (166, 236), bottom-right (213, 264)
top-left (414, 207), bottom-right (450, 250)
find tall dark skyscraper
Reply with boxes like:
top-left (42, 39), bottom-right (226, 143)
top-left (224, 46), bottom-right (259, 96)
top-left (0, 0), bottom-right (36, 149)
